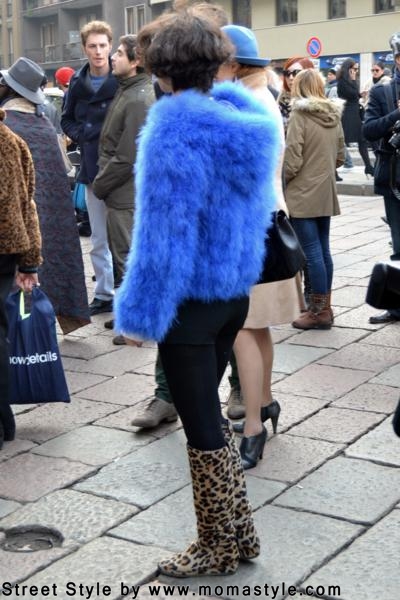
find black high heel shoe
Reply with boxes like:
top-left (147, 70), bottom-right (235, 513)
top-left (239, 426), bottom-right (267, 470)
top-left (0, 402), bottom-right (16, 442)
top-left (233, 400), bottom-right (281, 435)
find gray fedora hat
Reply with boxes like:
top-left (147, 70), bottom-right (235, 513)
top-left (0, 57), bottom-right (45, 105)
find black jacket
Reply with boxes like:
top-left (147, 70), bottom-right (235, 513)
top-left (363, 79), bottom-right (400, 196)
top-left (337, 77), bottom-right (362, 143)
top-left (61, 61), bottom-right (118, 183)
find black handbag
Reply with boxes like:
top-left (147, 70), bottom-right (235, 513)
top-left (259, 210), bottom-right (306, 284)
top-left (366, 262), bottom-right (400, 310)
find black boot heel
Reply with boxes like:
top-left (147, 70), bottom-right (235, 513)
top-left (233, 400), bottom-right (281, 435)
top-left (239, 426), bottom-right (267, 470)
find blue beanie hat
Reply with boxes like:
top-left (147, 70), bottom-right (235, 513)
top-left (222, 25), bottom-right (269, 67)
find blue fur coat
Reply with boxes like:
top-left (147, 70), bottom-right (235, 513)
top-left (115, 82), bottom-right (279, 341)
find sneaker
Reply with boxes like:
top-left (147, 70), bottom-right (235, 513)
top-left (104, 319), bottom-right (114, 330)
top-left (131, 397), bottom-right (178, 429)
top-left (112, 334), bottom-right (126, 345)
top-left (227, 386), bottom-right (245, 420)
top-left (89, 298), bottom-right (113, 316)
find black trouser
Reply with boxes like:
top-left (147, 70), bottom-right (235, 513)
top-left (0, 255), bottom-right (17, 437)
top-left (158, 297), bottom-right (249, 451)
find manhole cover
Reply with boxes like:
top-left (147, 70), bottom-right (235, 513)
top-left (1, 526), bottom-right (63, 553)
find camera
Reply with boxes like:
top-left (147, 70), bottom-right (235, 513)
top-left (388, 119), bottom-right (400, 149)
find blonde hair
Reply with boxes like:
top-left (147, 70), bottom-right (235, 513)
top-left (81, 20), bottom-right (112, 46)
top-left (291, 69), bottom-right (326, 100)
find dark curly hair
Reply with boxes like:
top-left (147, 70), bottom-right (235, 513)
top-left (145, 13), bottom-right (234, 92)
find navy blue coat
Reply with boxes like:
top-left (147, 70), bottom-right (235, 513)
top-left (363, 79), bottom-right (400, 196)
top-left (61, 62), bottom-right (118, 183)
top-left (115, 82), bottom-right (280, 342)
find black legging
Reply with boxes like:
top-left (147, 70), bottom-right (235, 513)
top-left (158, 298), bottom-right (248, 451)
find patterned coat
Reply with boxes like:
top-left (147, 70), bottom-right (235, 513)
top-left (3, 100), bottom-right (90, 333)
top-left (0, 108), bottom-right (41, 270)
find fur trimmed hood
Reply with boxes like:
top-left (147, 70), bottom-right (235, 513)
top-left (115, 82), bottom-right (280, 341)
top-left (291, 97), bottom-right (345, 128)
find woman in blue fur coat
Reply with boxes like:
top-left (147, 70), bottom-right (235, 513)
top-left (115, 13), bottom-right (279, 578)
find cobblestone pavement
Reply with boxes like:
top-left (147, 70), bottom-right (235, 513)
top-left (0, 188), bottom-right (399, 600)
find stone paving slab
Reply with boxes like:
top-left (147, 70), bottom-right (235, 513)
top-left (5, 537), bottom-right (167, 599)
top-left (272, 344), bottom-right (333, 375)
top-left (75, 430), bottom-right (190, 508)
top-left (32, 425), bottom-right (153, 466)
top-left (0, 499), bottom-right (20, 519)
top-left (332, 383), bottom-right (400, 413)
top-left (14, 397), bottom-right (118, 443)
top-left (286, 327), bottom-right (368, 350)
top-left (270, 327), bottom-right (300, 344)
top-left (345, 416), bottom-right (400, 467)
top-left (0, 489), bottom-right (137, 549)
top-left (65, 371), bottom-right (110, 394)
top-left (332, 252), bottom-right (366, 269)
top-left (77, 373), bottom-right (154, 405)
top-left (249, 434), bottom-right (343, 483)
top-left (110, 477), bottom-right (286, 552)
top-left (158, 505), bottom-right (363, 600)
top-left (65, 347), bottom-right (157, 377)
top-left (317, 342), bottom-right (399, 373)
top-left (0, 453), bottom-right (95, 502)
top-left (333, 304), bottom-right (386, 330)
top-left (0, 437), bottom-right (36, 462)
top-left (275, 456), bottom-right (400, 524)
top-left (271, 393), bottom-right (327, 433)
top-left (93, 404), bottom-right (181, 439)
top-left (59, 335), bottom-right (122, 360)
top-left (272, 364), bottom-right (374, 401)
top-left (330, 285), bottom-right (369, 307)
top-left (335, 259), bottom-right (377, 279)
top-left (358, 323), bottom-right (400, 348)
top-left (370, 363), bottom-right (400, 387)
top-left (303, 510), bottom-right (400, 600)
top-left (287, 407), bottom-right (385, 444)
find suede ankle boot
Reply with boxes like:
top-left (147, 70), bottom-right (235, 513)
top-left (221, 421), bottom-right (260, 559)
top-left (292, 293), bottom-right (333, 330)
top-left (158, 445), bottom-right (239, 578)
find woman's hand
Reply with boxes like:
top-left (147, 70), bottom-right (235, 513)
top-left (15, 272), bottom-right (38, 292)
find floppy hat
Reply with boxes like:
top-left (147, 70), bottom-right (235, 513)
top-left (0, 57), bottom-right (46, 105)
top-left (55, 66), bottom-right (75, 87)
top-left (222, 25), bottom-right (269, 67)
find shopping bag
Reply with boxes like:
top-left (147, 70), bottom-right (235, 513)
top-left (6, 288), bottom-right (70, 404)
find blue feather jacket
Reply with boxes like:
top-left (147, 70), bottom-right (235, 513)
top-left (115, 82), bottom-right (280, 341)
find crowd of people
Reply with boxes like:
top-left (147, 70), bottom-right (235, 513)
top-left (1, 0), bottom-right (399, 580)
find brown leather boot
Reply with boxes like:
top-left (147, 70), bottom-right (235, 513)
top-left (292, 293), bottom-right (333, 330)
top-left (326, 290), bottom-right (334, 321)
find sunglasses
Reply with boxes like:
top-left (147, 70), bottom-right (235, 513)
top-left (283, 69), bottom-right (302, 78)
top-left (371, 68), bottom-right (381, 73)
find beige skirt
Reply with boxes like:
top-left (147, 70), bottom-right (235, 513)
top-left (243, 274), bottom-right (304, 329)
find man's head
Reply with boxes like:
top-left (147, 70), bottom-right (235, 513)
top-left (112, 35), bottom-right (140, 79)
top-left (327, 68), bottom-right (337, 83)
top-left (81, 20), bottom-right (113, 76)
top-left (390, 32), bottom-right (400, 70)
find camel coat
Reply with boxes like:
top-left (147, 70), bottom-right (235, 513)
top-left (284, 96), bottom-right (345, 218)
top-left (239, 72), bottom-right (303, 328)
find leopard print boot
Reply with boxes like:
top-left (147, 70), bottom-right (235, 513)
top-left (158, 445), bottom-right (239, 578)
top-left (222, 420), bottom-right (260, 560)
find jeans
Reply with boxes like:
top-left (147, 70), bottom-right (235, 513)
top-left (291, 217), bottom-right (333, 295)
top-left (85, 185), bottom-right (114, 301)
top-left (343, 147), bottom-right (353, 168)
